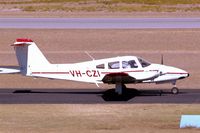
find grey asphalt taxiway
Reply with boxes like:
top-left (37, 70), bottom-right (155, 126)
top-left (0, 88), bottom-right (199, 104)
top-left (0, 18), bottom-right (200, 29)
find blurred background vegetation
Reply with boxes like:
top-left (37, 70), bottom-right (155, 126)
top-left (1, 0), bottom-right (200, 12)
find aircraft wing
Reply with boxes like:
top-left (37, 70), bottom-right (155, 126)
top-left (102, 72), bottom-right (137, 84)
top-left (0, 66), bottom-right (20, 74)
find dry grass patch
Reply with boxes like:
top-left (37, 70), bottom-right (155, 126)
top-left (0, 104), bottom-right (200, 132)
top-left (1, 0), bottom-right (200, 12)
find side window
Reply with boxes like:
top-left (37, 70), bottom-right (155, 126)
top-left (96, 64), bottom-right (105, 69)
top-left (123, 60), bottom-right (138, 69)
top-left (129, 60), bottom-right (138, 68)
top-left (108, 61), bottom-right (120, 69)
top-left (122, 61), bottom-right (130, 68)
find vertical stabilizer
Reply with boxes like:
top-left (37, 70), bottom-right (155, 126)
top-left (12, 38), bottom-right (50, 75)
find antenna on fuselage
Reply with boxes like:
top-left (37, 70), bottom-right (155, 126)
top-left (84, 51), bottom-right (95, 60)
top-left (161, 54), bottom-right (164, 65)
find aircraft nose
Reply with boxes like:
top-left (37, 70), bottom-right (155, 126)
top-left (182, 70), bottom-right (189, 78)
top-left (173, 67), bottom-right (189, 79)
top-left (181, 68), bottom-right (189, 76)
top-left (162, 66), bottom-right (189, 79)
top-left (186, 72), bottom-right (190, 77)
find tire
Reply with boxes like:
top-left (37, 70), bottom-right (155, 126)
top-left (171, 87), bottom-right (179, 95)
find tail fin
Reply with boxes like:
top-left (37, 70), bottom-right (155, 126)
top-left (12, 38), bottom-right (50, 75)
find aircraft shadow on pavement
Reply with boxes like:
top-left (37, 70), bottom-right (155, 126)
top-left (101, 88), bottom-right (164, 101)
top-left (0, 88), bottom-right (197, 103)
top-left (11, 88), bottom-right (173, 102)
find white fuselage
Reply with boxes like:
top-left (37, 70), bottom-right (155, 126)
top-left (27, 56), bottom-right (189, 85)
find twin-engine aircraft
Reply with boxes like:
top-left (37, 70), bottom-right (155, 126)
top-left (0, 38), bottom-right (189, 95)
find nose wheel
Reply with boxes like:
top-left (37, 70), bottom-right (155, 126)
top-left (171, 87), bottom-right (179, 94)
top-left (171, 81), bottom-right (179, 94)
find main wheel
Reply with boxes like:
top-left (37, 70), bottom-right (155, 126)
top-left (171, 87), bottom-right (179, 94)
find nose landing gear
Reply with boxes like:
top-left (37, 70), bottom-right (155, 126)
top-left (171, 87), bottom-right (179, 94)
top-left (171, 81), bottom-right (179, 94)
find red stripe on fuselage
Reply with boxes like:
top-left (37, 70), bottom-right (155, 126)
top-left (166, 72), bottom-right (188, 75)
top-left (32, 70), bottom-right (144, 75)
top-left (101, 70), bottom-right (144, 75)
top-left (32, 72), bottom-right (69, 74)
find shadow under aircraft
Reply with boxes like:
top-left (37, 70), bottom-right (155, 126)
top-left (12, 88), bottom-right (172, 102)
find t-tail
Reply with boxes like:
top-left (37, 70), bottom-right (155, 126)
top-left (12, 38), bottom-right (51, 76)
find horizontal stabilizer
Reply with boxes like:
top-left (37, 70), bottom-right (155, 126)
top-left (0, 66), bottom-right (20, 74)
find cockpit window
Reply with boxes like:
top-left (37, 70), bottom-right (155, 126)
top-left (108, 61), bottom-right (120, 69)
top-left (96, 64), bottom-right (105, 69)
top-left (122, 60), bottom-right (138, 69)
top-left (138, 58), bottom-right (151, 67)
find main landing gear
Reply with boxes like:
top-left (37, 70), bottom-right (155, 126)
top-left (171, 81), bottom-right (179, 94)
top-left (115, 83), bottom-right (126, 95)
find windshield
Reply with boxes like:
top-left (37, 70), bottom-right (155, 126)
top-left (138, 57), bottom-right (151, 67)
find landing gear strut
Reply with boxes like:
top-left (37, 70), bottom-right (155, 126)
top-left (115, 83), bottom-right (126, 95)
top-left (171, 81), bottom-right (179, 94)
